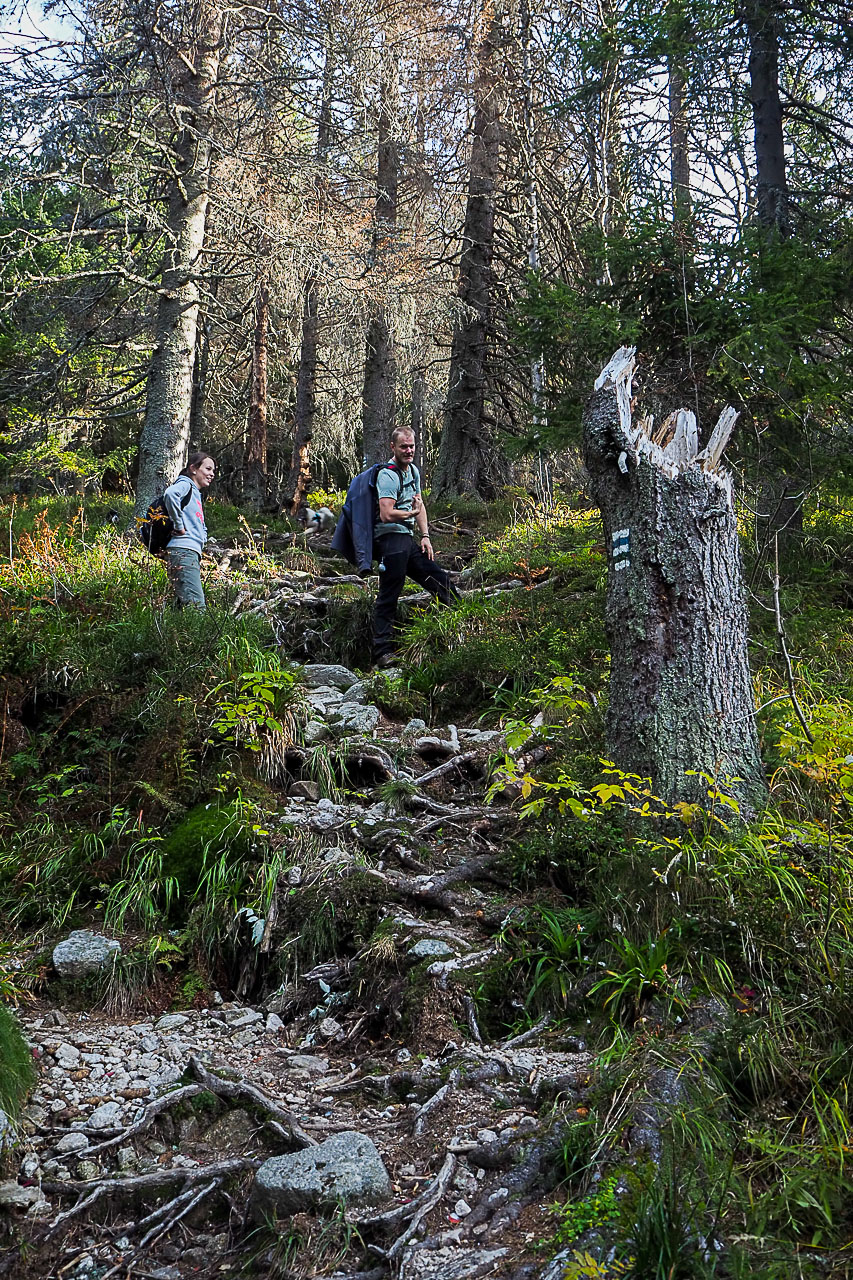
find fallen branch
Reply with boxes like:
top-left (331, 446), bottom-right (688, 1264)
top-left (414, 806), bottom-right (502, 836)
top-left (501, 1015), bottom-right (552, 1050)
top-left (416, 750), bottom-right (485, 787)
top-left (47, 1184), bottom-right (109, 1237)
top-left (360, 1149), bottom-right (459, 1231)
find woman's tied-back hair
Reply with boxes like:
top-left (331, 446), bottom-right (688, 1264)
top-left (179, 451), bottom-right (214, 480)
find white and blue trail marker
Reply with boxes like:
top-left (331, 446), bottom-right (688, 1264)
top-left (612, 527), bottom-right (630, 571)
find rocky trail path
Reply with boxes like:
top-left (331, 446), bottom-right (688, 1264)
top-left (2, 533), bottom-right (593, 1280)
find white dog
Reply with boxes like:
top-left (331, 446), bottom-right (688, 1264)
top-left (299, 505), bottom-right (336, 534)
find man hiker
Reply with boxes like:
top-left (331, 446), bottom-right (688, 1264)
top-left (373, 428), bottom-right (459, 667)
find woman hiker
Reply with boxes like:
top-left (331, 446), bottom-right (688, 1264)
top-left (163, 452), bottom-right (216, 610)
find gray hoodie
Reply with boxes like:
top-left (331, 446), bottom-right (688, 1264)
top-left (164, 476), bottom-right (207, 555)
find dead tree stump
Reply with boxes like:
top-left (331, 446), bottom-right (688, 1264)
top-left (582, 348), bottom-right (767, 819)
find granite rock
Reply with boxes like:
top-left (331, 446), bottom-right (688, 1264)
top-left (52, 931), bottom-right (121, 978)
top-left (251, 1131), bottom-right (391, 1217)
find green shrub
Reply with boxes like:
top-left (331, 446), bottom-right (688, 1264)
top-left (0, 1002), bottom-right (36, 1117)
top-left (399, 586), bottom-right (607, 718)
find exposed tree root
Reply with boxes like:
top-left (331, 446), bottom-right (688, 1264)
top-left (185, 1056), bottom-right (317, 1147)
top-left (70, 1084), bottom-right (205, 1160)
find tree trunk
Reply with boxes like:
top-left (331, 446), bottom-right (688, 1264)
top-left (432, 4), bottom-right (507, 500)
top-left (745, 0), bottom-right (788, 237)
top-left (582, 349), bottom-right (767, 819)
top-left (284, 32), bottom-right (335, 512)
top-left (411, 368), bottom-right (425, 473)
top-left (745, 0), bottom-right (799, 549)
top-left (245, 277), bottom-right (270, 505)
top-left (362, 70), bottom-right (399, 466)
top-left (287, 275), bottom-right (320, 513)
top-left (520, 0), bottom-right (551, 508)
top-left (189, 309), bottom-right (211, 445)
top-left (135, 3), bottom-right (222, 515)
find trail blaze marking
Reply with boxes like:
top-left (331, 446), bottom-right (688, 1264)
top-left (612, 527), bottom-right (630, 570)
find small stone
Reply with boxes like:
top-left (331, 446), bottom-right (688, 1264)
top-left (455, 1198), bottom-right (471, 1217)
top-left (54, 1131), bottom-right (90, 1154)
top-left (396, 1048), bottom-right (412, 1064)
top-left (117, 1147), bottom-right (136, 1171)
top-left (340, 680), bottom-right (368, 704)
top-left (139, 1035), bottom-right (160, 1053)
top-left (286, 866), bottom-right (303, 885)
top-left (55, 1043), bottom-right (81, 1067)
top-left (265, 1013), bottom-right (284, 1034)
top-left (52, 931), bottom-right (121, 978)
top-left (203, 1109), bottom-right (255, 1153)
top-left (231, 1030), bottom-right (257, 1048)
top-left (76, 1161), bottom-right (100, 1181)
top-left (87, 1101), bottom-right (123, 1130)
top-left (0, 1181), bottom-right (42, 1210)
top-left (310, 805), bottom-right (345, 833)
top-left (304, 720), bottom-right (330, 744)
top-left (20, 1155), bottom-right (39, 1180)
top-left (289, 780), bottom-right (321, 801)
top-left (180, 1249), bottom-right (210, 1270)
top-left (154, 1014), bottom-right (190, 1032)
top-left (285, 1055), bottom-right (328, 1075)
top-left (334, 704), bottom-right (380, 735)
top-left (401, 718), bottom-right (427, 746)
top-left (317, 1017), bottom-right (343, 1041)
top-left (224, 1010), bottom-right (263, 1030)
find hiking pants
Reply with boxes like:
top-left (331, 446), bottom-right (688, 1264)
top-left (167, 547), bottom-right (206, 610)
top-left (373, 532), bottom-right (459, 658)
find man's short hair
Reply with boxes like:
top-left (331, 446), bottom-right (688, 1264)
top-left (390, 428), bottom-right (415, 445)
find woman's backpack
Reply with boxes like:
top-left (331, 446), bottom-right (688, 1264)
top-left (138, 485), bottom-right (192, 555)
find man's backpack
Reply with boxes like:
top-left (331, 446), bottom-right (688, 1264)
top-left (138, 484), bottom-right (192, 556)
top-left (331, 462), bottom-right (403, 575)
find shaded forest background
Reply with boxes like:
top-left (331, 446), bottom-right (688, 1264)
top-left (1, 0), bottom-right (851, 518)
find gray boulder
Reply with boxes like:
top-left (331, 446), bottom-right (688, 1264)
top-left (340, 680), bottom-right (369, 705)
top-left (304, 719), bottom-right (331, 744)
top-left (408, 938), bottom-right (456, 961)
top-left (307, 686), bottom-right (345, 715)
top-left (302, 664), bottom-right (360, 691)
top-left (252, 1131), bottom-right (390, 1218)
top-left (0, 1110), bottom-right (11, 1152)
top-left (334, 704), bottom-right (380, 735)
top-left (52, 931), bottom-right (121, 978)
top-left (0, 1181), bottom-right (43, 1212)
